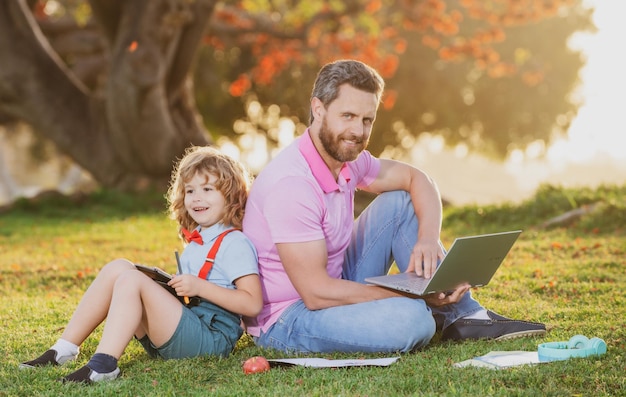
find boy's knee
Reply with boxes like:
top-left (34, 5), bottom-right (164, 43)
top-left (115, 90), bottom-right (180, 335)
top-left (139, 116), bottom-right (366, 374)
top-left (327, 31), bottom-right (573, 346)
top-left (99, 258), bottom-right (136, 279)
top-left (112, 267), bottom-right (150, 293)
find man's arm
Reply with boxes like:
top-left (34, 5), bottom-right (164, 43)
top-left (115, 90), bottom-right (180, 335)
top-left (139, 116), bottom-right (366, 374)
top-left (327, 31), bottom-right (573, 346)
top-left (276, 239), bottom-right (469, 310)
top-left (361, 158), bottom-right (444, 278)
top-left (276, 239), bottom-right (402, 310)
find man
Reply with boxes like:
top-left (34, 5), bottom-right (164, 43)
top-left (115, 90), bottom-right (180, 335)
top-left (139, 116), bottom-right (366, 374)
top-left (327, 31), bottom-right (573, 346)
top-left (242, 59), bottom-right (545, 353)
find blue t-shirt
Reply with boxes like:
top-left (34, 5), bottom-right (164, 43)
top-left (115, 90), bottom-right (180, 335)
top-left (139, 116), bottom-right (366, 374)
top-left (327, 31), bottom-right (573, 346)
top-left (178, 223), bottom-right (258, 289)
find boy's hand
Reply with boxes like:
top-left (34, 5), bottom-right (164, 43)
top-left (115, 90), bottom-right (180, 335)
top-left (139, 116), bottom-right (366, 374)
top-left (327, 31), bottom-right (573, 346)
top-left (168, 274), bottom-right (196, 303)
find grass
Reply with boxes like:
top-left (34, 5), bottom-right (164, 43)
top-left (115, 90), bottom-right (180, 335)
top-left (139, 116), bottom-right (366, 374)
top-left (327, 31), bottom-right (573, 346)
top-left (1, 185), bottom-right (624, 396)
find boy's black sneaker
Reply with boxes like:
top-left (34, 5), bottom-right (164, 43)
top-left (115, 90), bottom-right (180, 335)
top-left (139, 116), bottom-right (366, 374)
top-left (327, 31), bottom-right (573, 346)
top-left (60, 365), bottom-right (121, 384)
top-left (19, 349), bottom-right (77, 368)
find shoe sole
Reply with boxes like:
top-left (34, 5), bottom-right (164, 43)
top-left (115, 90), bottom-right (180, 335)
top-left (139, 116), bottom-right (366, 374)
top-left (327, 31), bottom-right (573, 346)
top-left (494, 329), bottom-right (547, 341)
top-left (91, 368), bottom-right (121, 382)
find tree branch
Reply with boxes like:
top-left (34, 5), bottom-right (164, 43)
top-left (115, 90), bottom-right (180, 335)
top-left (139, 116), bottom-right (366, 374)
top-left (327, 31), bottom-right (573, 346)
top-left (209, 1), bottom-right (362, 41)
top-left (88, 0), bottom-right (123, 42)
top-left (0, 0), bottom-right (123, 186)
top-left (101, 0), bottom-right (209, 173)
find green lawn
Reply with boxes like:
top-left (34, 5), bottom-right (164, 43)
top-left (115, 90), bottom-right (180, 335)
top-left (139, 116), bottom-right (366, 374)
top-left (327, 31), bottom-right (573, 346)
top-left (1, 185), bottom-right (624, 396)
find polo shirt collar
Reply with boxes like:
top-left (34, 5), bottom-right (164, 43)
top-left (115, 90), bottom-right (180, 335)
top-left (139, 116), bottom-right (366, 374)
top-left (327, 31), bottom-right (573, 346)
top-left (197, 222), bottom-right (229, 242)
top-left (299, 129), bottom-right (351, 193)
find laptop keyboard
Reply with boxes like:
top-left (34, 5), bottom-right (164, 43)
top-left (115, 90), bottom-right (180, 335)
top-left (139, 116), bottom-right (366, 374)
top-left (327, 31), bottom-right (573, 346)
top-left (393, 278), bottom-right (429, 291)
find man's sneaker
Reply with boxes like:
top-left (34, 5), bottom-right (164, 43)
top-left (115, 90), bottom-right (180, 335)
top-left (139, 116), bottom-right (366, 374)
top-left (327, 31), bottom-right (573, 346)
top-left (60, 365), bottom-right (121, 384)
top-left (19, 349), bottom-right (77, 369)
top-left (441, 310), bottom-right (546, 342)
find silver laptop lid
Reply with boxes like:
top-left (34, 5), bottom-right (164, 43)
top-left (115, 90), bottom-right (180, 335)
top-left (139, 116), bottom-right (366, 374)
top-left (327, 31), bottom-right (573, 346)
top-left (365, 230), bottom-right (522, 295)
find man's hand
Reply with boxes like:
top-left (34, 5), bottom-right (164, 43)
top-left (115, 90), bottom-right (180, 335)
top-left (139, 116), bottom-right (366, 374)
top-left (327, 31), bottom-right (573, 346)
top-left (406, 239), bottom-right (445, 279)
top-left (421, 283), bottom-right (470, 307)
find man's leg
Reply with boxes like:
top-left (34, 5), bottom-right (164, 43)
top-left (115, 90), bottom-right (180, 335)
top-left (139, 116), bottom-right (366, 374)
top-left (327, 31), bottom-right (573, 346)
top-left (255, 299), bottom-right (435, 353)
top-left (344, 190), bottom-right (545, 341)
top-left (343, 190), bottom-right (483, 329)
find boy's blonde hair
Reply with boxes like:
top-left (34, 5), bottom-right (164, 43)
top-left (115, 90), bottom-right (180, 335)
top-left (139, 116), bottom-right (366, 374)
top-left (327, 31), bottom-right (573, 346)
top-left (166, 146), bottom-right (251, 241)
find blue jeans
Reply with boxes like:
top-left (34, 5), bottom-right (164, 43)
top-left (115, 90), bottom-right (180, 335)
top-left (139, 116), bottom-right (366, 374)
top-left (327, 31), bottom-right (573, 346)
top-left (255, 191), bottom-right (483, 353)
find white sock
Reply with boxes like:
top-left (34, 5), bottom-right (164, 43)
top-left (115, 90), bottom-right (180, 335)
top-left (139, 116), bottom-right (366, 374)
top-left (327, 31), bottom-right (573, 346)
top-left (51, 338), bottom-right (80, 360)
top-left (463, 309), bottom-right (490, 320)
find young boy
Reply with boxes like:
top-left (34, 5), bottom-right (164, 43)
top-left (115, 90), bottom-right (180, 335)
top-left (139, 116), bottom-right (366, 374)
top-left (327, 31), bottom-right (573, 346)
top-left (20, 146), bottom-right (262, 383)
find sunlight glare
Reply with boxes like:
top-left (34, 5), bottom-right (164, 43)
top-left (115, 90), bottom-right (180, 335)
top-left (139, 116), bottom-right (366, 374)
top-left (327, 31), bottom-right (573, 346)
top-left (242, 134), bottom-right (268, 174)
top-left (43, 0), bottom-right (61, 16)
top-left (247, 101), bottom-right (263, 123)
top-left (559, 0), bottom-right (626, 163)
top-left (218, 140), bottom-right (241, 161)
top-left (426, 133), bottom-right (445, 153)
top-left (507, 149), bottom-right (524, 165)
top-left (277, 118), bottom-right (296, 147)
top-left (524, 140), bottom-right (545, 160)
top-left (454, 143), bottom-right (468, 158)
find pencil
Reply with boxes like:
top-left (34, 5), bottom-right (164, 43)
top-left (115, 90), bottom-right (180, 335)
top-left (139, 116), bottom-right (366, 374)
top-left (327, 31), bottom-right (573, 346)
top-left (174, 251), bottom-right (190, 305)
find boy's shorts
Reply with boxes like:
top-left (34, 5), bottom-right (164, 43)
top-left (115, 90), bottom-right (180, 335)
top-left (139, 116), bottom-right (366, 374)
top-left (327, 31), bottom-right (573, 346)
top-left (138, 300), bottom-right (243, 359)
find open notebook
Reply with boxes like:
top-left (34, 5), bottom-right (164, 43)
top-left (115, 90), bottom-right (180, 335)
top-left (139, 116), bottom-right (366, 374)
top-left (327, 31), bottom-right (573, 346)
top-left (135, 263), bottom-right (200, 306)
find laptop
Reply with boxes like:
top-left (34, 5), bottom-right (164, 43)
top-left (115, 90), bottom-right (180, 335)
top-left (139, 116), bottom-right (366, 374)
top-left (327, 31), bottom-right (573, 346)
top-left (364, 230), bottom-right (522, 296)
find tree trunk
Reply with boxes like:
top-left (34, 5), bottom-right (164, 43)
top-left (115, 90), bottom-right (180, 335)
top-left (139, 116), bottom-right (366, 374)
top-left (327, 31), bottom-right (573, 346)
top-left (0, 0), bottom-right (216, 190)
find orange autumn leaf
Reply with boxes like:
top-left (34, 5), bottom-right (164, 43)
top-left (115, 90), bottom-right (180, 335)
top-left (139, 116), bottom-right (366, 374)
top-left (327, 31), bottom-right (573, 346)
top-left (381, 26), bottom-right (398, 39)
top-left (394, 38), bottom-right (407, 54)
top-left (438, 47), bottom-right (453, 60)
top-left (365, 0), bottom-right (382, 14)
top-left (339, 40), bottom-right (353, 54)
top-left (491, 27), bottom-right (506, 42)
top-left (450, 9), bottom-right (464, 23)
top-left (229, 74), bottom-right (251, 97)
top-left (128, 41), bottom-right (138, 52)
top-left (379, 54), bottom-right (399, 77)
top-left (382, 89), bottom-right (398, 110)
top-left (551, 241), bottom-right (563, 249)
top-left (522, 71), bottom-right (544, 87)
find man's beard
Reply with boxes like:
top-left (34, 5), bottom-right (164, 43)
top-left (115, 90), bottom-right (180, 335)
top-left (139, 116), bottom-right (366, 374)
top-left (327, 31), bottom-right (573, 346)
top-left (319, 117), bottom-right (369, 163)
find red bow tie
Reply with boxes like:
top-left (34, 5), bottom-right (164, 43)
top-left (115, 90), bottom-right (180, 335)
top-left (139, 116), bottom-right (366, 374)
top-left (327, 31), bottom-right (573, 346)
top-left (182, 228), bottom-right (203, 245)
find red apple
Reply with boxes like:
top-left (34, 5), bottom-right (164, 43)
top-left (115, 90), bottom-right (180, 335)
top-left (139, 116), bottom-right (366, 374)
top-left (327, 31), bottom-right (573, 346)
top-left (242, 356), bottom-right (270, 374)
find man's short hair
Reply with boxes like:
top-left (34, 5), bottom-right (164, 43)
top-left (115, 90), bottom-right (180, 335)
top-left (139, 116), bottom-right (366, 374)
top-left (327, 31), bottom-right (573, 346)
top-left (310, 60), bottom-right (385, 124)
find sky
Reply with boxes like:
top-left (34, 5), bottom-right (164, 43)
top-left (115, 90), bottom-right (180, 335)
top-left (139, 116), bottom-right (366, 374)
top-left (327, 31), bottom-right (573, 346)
top-left (410, 0), bottom-right (626, 205)
top-left (548, 0), bottom-right (626, 164)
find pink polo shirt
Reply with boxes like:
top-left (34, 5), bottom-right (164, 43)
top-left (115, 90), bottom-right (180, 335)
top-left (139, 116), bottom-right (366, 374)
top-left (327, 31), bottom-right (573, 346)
top-left (242, 129), bottom-right (380, 336)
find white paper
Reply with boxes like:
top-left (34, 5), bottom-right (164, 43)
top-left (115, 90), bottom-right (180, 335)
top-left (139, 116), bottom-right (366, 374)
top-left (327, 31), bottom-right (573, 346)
top-left (454, 351), bottom-right (542, 369)
top-left (268, 357), bottom-right (400, 368)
